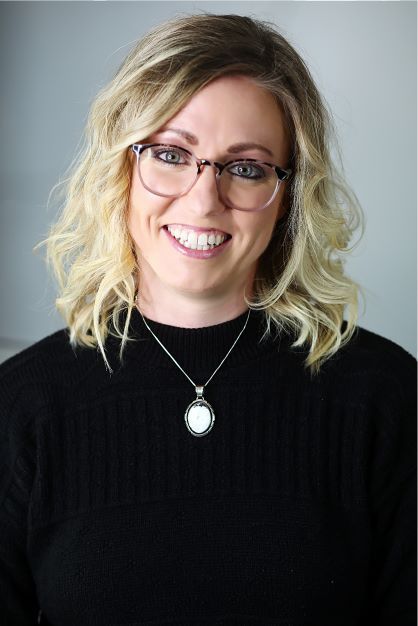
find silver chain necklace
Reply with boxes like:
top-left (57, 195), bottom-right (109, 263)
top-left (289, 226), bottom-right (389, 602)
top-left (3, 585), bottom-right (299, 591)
top-left (136, 298), bottom-right (250, 437)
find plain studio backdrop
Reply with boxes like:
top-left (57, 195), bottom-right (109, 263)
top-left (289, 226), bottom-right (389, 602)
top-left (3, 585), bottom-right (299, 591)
top-left (0, 1), bottom-right (416, 362)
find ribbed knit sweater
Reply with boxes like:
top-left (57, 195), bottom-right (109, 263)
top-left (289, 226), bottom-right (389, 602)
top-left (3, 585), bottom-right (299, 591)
top-left (0, 310), bottom-right (416, 625)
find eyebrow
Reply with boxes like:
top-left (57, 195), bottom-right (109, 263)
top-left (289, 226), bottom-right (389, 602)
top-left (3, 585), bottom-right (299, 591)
top-left (159, 127), bottom-right (198, 145)
top-left (158, 127), bottom-right (274, 158)
top-left (227, 142), bottom-right (273, 158)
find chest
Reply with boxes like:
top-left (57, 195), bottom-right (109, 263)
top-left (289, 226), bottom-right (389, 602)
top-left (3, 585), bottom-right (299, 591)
top-left (29, 379), bottom-right (372, 624)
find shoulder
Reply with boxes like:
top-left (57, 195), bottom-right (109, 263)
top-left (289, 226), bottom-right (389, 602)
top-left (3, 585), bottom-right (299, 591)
top-left (286, 324), bottom-right (416, 387)
top-left (317, 326), bottom-right (416, 427)
top-left (329, 325), bottom-right (416, 383)
top-left (0, 330), bottom-right (105, 433)
top-left (346, 325), bottom-right (415, 362)
top-left (0, 328), bottom-right (88, 388)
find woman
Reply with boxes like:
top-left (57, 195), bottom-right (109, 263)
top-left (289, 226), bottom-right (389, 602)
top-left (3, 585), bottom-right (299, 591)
top-left (0, 13), bottom-right (415, 625)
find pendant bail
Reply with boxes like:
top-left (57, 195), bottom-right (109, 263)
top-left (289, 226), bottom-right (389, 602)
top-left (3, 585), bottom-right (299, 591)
top-left (195, 385), bottom-right (204, 399)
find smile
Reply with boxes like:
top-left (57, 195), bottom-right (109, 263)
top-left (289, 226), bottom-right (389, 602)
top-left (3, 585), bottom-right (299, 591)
top-left (165, 224), bottom-right (231, 251)
top-left (163, 224), bottom-right (232, 259)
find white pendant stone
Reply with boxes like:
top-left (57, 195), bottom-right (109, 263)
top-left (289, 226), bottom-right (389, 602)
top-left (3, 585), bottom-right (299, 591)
top-left (184, 399), bottom-right (215, 437)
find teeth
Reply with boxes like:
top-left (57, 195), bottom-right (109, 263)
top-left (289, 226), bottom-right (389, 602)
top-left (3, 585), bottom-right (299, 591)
top-left (166, 226), bottom-right (228, 250)
top-left (188, 232), bottom-right (198, 246)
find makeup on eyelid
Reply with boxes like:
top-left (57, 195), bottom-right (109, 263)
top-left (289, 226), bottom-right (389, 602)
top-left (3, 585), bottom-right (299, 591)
top-left (154, 128), bottom-right (274, 160)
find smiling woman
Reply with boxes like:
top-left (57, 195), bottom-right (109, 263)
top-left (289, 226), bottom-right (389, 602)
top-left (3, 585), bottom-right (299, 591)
top-left (39, 14), bottom-right (363, 372)
top-left (128, 75), bottom-right (291, 322)
top-left (0, 13), bottom-right (416, 626)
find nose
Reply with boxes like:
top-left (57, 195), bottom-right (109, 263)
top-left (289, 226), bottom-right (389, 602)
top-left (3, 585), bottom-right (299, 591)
top-left (182, 162), bottom-right (226, 216)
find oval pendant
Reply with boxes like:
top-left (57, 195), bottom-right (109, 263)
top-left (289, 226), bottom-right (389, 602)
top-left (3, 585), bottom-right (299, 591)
top-left (184, 398), bottom-right (215, 437)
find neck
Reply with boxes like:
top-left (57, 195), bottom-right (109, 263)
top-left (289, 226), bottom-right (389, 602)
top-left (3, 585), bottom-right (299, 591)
top-left (136, 276), bottom-right (250, 328)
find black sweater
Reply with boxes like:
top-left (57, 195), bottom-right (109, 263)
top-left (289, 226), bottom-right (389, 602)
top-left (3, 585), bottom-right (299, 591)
top-left (0, 309), bottom-right (416, 625)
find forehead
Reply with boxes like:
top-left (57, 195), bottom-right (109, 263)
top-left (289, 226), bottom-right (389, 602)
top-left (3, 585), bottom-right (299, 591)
top-left (157, 75), bottom-right (289, 162)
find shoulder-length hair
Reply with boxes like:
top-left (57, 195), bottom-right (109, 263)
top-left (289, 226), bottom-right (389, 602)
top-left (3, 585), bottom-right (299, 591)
top-left (39, 13), bottom-right (363, 373)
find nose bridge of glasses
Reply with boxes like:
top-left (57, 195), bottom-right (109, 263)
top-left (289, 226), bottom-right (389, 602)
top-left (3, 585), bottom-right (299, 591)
top-left (196, 158), bottom-right (223, 177)
top-left (191, 159), bottom-right (226, 209)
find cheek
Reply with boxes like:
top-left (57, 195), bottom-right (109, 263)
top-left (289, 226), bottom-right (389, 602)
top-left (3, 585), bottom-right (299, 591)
top-left (128, 178), bottom-right (164, 236)
top-left (129, 173), bottom-right (151, 217)
top-left (245, 208), bottom-right (280, 250)
top-left (127, 196), bottom-right (149, 251)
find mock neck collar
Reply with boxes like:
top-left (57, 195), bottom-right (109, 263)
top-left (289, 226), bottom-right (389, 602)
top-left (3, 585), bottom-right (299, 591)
top-left (119, 307), bottom-right (283, 377)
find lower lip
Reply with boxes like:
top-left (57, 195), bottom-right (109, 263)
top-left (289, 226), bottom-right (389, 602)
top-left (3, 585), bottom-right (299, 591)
top-left (163, 228), bottom-right (231, 259)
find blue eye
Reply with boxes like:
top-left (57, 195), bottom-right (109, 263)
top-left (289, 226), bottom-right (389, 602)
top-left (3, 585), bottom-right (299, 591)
top-left (227, 162), bottom-right (266, 180)
top-left (151, 146), bottom-right (190, 165)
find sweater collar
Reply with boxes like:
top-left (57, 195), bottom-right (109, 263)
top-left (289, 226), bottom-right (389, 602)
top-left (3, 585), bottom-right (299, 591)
top-left (121, 307), bottom-right (282, 376)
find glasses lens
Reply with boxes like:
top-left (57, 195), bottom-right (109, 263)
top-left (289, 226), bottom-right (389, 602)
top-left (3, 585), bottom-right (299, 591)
top-left (138, 145), bottom-right (196, 197)
top-left (219, 161), bottom-right (278, 211)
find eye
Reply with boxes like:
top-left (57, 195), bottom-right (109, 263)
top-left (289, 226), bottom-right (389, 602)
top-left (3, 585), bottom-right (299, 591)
top-left (151, 146), bottom-right (190, 166)
top-left (227, 161), bottom-right (266, 180)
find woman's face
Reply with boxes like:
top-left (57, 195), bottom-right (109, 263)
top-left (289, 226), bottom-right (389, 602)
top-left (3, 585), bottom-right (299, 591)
top-left (128, 75), bottom-right (290, 303)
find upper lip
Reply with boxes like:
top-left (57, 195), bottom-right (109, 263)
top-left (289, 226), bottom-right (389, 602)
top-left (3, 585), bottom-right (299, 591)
top-left (164, 224), bottom-right (231, 236)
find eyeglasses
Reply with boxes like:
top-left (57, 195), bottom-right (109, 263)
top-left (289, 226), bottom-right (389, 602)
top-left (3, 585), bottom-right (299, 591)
top-left (131, 143), bottom-right (292, 212)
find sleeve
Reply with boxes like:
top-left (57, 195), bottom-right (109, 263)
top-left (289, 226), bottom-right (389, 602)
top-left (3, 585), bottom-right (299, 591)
top-left (362, 353), bottom-right (417, 625)
top-left (0, 367), bottom-right (40, 623)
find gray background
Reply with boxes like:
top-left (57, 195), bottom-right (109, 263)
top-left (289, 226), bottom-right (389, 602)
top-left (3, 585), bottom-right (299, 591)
top-left (0, 1), bottom-right (416, 362)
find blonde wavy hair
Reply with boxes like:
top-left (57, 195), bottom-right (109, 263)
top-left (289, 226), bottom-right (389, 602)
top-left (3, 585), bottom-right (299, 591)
top-left (39, 13), bottom-right (363, 373)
